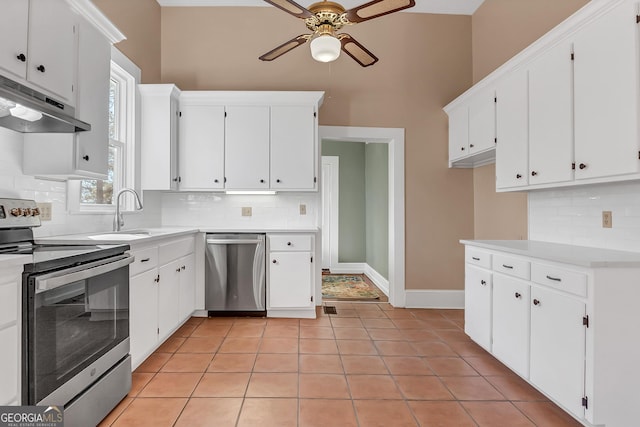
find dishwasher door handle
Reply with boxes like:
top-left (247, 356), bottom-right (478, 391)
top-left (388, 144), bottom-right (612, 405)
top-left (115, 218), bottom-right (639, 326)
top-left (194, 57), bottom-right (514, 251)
top-left (207, 239), bottom-right (263, 245)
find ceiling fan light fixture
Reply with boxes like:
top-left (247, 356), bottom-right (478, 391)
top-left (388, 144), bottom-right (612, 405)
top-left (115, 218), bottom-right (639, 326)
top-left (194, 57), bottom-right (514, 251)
top-left (310, 34), bottom-right (341, 63)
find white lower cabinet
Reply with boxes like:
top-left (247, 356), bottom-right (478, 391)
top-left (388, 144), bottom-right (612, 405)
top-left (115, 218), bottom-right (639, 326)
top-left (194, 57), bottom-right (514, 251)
top-left (267, 233), bottom-right (316, 318)
top-left (129, 235), bottom-right (196, 369)
top-left (464, 241), bottom-right (640, 427)
top-left (0, 263), bottom-right (22, 405)
top-left (464, 265), bottom-right (492, 351)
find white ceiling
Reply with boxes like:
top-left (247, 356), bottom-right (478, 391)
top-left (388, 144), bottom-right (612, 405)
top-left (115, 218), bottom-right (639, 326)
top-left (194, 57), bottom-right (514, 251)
top-left (155, 0), bottom-right (486, 16)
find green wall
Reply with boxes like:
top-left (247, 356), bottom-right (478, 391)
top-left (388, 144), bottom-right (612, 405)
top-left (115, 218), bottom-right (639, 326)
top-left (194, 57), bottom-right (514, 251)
top-left (322, 140), bottom-right (389, 279)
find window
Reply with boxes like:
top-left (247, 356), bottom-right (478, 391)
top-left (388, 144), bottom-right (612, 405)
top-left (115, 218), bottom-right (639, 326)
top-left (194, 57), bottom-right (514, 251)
top-left (73, 49), bottom-right (139, 212)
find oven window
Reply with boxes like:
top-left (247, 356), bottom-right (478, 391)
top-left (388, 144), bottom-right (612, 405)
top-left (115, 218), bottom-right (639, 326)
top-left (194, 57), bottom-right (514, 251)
top-left (31, 264), bottom-right (129, 404)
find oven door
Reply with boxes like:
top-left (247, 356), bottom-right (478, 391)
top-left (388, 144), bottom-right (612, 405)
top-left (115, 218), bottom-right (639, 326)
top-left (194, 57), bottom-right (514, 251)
top-left (24, 253), bottom-right (133, 406)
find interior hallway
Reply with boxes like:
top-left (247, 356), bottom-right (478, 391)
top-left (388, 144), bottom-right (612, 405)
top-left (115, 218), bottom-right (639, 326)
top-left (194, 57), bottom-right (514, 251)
top-left (99, 304), bottom-right (580, 427)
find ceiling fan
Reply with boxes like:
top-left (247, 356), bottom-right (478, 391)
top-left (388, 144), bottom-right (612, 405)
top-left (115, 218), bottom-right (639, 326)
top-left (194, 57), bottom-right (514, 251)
top-left (259, 0), bottom-right (416, 67)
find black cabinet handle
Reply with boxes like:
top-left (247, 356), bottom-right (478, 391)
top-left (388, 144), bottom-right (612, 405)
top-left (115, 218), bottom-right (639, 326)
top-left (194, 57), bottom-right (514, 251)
top-left (579, 163), bottom-right (587, 170)
top-left (461, 147), bottom-right (465, 151)
top-left (16, 53), bottom-right (26, 62)
top-left (272, 259), bottom-right (277, 264)
top-left (533, 299), bottom-right (541, 306)
top-left (140, 258), bottom-right (150, 263)
top-left (173, 176), bottom-right (182, 182)
top-left (516, 174), bottom-right (522, 179)
top-left (154, 275), bottom-right (160, 283)
top-left (546, 275), bottom-right (562, 282)
top-left (531, 171), bottom-right (538, 177)
top-left (214, 179), bottom-right (219, 183)
top-left (181, 265), bottom-right (186, 270)
top-left (36, 65), bottom-right (45, 72)
top-left (260, 179), bottom-right (265, 183)
top-left (176, 267), bottom-right (181, 272)
top-left (287, 242), bottom-right (292, 246)
top-left (515, 292), bottom-right (521, 298)
top-left (472, 256), bottom-right (480, 261)
top-left (502, 264), bottom-right (514, 269)
top-left (480, 280), bottom-right (487, 285)
top-left (276, 179), bottom-right (281, 183)
top-left (82, 155), bottom-right (90, 161)
top-left (469, 144), bottom-right (475, 148)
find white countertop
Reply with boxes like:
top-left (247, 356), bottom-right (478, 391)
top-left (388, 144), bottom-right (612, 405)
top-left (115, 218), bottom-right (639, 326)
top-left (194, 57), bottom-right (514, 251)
top-left (199, 228), bottom-right (319, 233)
top-left (461, 239), bottom-right (640, 268)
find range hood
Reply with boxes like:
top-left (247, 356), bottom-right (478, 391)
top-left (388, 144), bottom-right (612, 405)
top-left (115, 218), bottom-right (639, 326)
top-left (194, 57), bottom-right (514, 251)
top-left (0, 74), bottom-right (90, 133)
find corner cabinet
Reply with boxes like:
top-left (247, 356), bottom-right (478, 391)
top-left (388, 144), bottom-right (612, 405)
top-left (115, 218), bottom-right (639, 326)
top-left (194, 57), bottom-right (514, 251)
top-left (266, 233), bottom-right (316, 319)
top-left (462, 240), bottom-right (640, 427)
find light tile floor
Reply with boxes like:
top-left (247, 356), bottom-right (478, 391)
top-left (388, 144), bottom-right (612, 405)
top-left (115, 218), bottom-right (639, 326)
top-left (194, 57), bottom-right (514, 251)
top-left (99, 303), bottom-right (582, 427)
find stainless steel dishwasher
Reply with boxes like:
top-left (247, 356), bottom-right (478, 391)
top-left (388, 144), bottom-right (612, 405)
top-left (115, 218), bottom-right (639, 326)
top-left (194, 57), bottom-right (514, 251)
top-left (205, 233), bottom-right (266, 315)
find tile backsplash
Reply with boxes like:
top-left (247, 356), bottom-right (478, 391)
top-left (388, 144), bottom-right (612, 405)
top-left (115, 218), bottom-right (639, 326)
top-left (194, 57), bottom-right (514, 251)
top-left (529, 181), bottom-right (640, 252)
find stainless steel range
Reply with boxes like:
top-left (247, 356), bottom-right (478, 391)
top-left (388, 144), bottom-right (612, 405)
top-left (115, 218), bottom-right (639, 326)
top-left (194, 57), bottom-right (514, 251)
top-left (0, 198), bottom-right (133, 427)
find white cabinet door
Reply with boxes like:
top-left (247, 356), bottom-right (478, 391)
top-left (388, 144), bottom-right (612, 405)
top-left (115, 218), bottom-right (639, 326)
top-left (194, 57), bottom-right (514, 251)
top-left (530, 286), bottom-right (586, 419)
top-left (27, 0), bottom-right (76, 103)
top-left (129, 269), bottom-right (159, 369)
top-left (269, 251), bottom-right (313, 309)
top-left (574, 1), bottom-right (640, 180)
top-left (73, 16), bottom-right (111, 177)
top-left (464, 265), bottom-right (492, 351)
top-left (225, 105), bottom-right (270, 189)
top-left (179, 104), bottom-right (225, 190)
top-left (179, 253), bottom-right (196, 322)
top-left (496, 69), bottom-right (529, 189)
top-left (158, 261), bottom-right (181, 341)
top-left (492, 274), bottom-right (530, 378)
top-left (448, 105), bottom-right (469, 162)
top-left (270, 105), bottom-right (316, 190)
top-left (529, 39), bottom-right (574, 186)
top-left (0, 0), bottom-right (29, 80)
top-left (468, 89), bottom-right (496, 154)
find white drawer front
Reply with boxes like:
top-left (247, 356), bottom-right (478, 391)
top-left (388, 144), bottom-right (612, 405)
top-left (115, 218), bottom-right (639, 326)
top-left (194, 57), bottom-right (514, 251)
top-left (493, 254), bottom-right (531, 280)
top-left (130, 246), bottom-right (159, 276)
top-left (531, 263), bottom-right (587, 297)
top-left (269, 234), bottom-right (312, 252)
top-left (159, 237), bottom-right (195, 264)
top-left (465, 248), bottom-right (492, 269)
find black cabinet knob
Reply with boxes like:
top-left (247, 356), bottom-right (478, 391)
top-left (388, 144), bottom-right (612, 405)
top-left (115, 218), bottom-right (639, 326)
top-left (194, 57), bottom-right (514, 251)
top-left (260, 179), bottom-right (265, 183)
top-left (461, 147), bottom-right (465, 151)
top-left (516, 174), bottom-right (522, 179)
top-left (276, 179), bottom-right (281, 183)
top-left (515, 292), bottom-right (521, 298)
top-left (533, 299), bottom-right (541, 306)
top-left (287, 242), bottom-right (292, 246)
top-left (531, 171), bottom-right (538, 177)
top-left (214, 179), bottom-right (219, 183)
top-left (272, 259), bottom-right (277, 264)
top-left (16, 53), bottom-right (26, 62)
top-left (36, 65), bottom-right (45, 72)
top-left (82, 155), bottom-right (89, 161)
top-left (469, 144), bottom-right (474, 148)
top-left (480, 280), bottom-right (486, 285)
top-left (579, 163), bottom-right (587, 170)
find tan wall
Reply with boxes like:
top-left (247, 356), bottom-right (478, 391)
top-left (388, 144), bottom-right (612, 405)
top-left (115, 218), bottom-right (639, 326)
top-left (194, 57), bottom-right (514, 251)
top-left (93, 0), bottom-right (162, 83)
top-left (161, 8), bottom-right (474, 291)
top-left (471, 0), bottom-right (588, 240)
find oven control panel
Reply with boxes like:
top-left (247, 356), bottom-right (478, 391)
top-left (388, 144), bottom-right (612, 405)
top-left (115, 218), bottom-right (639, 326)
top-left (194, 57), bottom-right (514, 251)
top-left (0, 198), bottom-right (41, 228)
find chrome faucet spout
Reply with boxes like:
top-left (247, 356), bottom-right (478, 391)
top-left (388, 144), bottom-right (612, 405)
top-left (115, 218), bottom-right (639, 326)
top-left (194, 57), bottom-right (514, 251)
top-left (113, 188), bottom-right (143, 232)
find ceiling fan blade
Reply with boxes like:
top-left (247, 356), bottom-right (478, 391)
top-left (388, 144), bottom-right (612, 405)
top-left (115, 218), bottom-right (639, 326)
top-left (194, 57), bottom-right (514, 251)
top-left (259, 34), bottom-right (311, 61)
top-left (339, 34), bottom-right (379, 67)
top-left (343, 0), bottom-right (415, 23)
top-left (263, 0), bottom-right (314, 19)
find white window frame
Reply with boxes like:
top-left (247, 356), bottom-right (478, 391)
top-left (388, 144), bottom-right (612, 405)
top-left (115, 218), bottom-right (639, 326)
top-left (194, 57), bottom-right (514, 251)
top-left (69, 47), bottom-right (141, 213)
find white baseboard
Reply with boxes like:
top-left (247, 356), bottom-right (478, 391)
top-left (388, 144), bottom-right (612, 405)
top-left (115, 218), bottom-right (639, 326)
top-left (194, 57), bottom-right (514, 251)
top-left (364, 264), bottom-right (389, 296)
top-left (404, 290), bottom-right (465, 309)
top-left (329, 263), bottom-right (366, 274)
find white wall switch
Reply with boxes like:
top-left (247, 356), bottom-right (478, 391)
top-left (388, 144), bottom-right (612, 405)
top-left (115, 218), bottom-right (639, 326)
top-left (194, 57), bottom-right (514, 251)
top-left (300, 204), bottom-right (307, 215)
top-left (37, 202), bottom-right (52, 221)
top-left (242, 207), bottom-right (252, 217)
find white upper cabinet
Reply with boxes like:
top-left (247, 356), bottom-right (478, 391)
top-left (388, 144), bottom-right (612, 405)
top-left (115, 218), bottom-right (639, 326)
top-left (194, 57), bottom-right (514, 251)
top-left (225, 105), bottom-right (271, 190)
top-left (0, 0), bottom-right (77, 105)
top-left (495, 68), bottom-right (529, 189)
top-left (528, 39), bottom-right (574, 186)
top-left (140, 84), bottom-right (181, 190)
top-left (573, 0), bottom-right (640, 180)
top-left (468, 88), bottom-right (496, 155)
top-left (270, 105), bottom-right (316, 190)
top-left (178, 102), bottom-right (225, 190)
top-left (447, 105), bottom-right (469, 164)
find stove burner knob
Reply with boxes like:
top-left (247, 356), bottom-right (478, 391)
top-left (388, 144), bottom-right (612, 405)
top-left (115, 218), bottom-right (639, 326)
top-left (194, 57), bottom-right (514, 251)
top-left (10, 208), bottom-right (21, 217)
top-left (22, 208), bottom-right (31, 216)
top-left (32, 208), bottom-right (40, 216)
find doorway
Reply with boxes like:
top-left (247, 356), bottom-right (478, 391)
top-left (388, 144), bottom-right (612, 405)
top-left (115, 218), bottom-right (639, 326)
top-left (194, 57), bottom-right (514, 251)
top-left (318, 126), bottom-right (405, 307)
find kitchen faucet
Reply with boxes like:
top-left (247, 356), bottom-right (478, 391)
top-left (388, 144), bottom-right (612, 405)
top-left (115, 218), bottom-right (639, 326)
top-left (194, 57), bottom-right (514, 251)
top-left (113, 188), bottom-right (143, 232)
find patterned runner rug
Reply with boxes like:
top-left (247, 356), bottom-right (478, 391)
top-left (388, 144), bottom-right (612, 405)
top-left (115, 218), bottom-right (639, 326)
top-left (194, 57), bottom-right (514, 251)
top-left (322, 274), bottom-right (381, 301)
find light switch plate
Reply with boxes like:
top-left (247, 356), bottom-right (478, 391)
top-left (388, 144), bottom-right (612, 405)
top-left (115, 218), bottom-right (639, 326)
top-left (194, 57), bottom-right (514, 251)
top-left (37, 202), bottom-right (52, 221)
top-left (242, 207), bottom-right (252, 217)
top-left (300, 204), bottom-right (307, 215)
top-left (602, 211), bottom-right (612, 228)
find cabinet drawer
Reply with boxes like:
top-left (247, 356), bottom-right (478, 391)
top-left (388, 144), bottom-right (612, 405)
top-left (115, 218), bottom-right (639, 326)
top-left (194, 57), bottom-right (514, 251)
top-left (269, 234), bottom-right (312, 251)
top-left (493, 254), bottom-right (530, 280)
top-left (159, 237), bottom-right (195, 265)
top-left (531, 263), bottom-right (587, 297)
top-left (130, 246), bottom-right (158, 276)
top-left (465, 248), bottom-right (492, 269)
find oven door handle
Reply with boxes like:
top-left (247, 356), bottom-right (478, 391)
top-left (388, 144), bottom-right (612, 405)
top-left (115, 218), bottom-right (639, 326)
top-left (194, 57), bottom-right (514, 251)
top-left (35, 254), bottom-right (134, 293)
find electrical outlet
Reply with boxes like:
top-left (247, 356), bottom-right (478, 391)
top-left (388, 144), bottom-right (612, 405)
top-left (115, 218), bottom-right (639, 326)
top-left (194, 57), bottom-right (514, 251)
top-left (241, 207), bottom-right (252, 217)
top-left (299, 204), bottom-right (307, 215)
top-left (37, 202), bottom-right (52, 221)
top-left (602, 211), bottom-right (612, 228)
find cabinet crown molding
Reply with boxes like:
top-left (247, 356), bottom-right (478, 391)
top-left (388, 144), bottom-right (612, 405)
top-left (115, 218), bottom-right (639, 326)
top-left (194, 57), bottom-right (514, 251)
top-left (180, 91), bottom-right (325, 107)
top-left (66, 0), bottom-right (126, 43)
